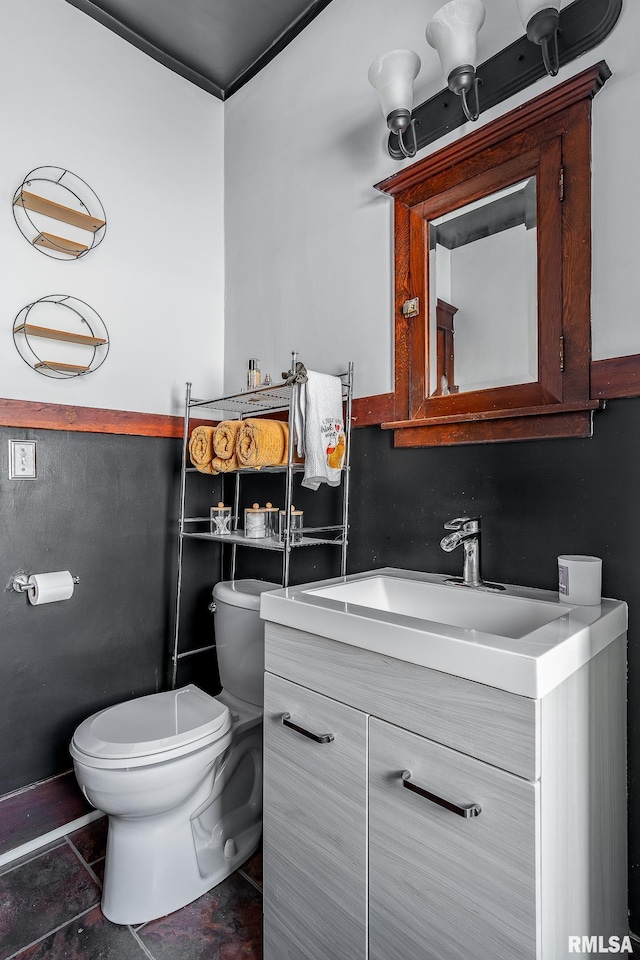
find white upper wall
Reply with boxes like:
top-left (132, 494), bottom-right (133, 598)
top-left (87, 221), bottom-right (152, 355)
top-left (224, 0), bottom-right (640, 398)
top-left (0, 0), bottom-right (224, 416)
top-left (2, 1), bottom-right (636, 411)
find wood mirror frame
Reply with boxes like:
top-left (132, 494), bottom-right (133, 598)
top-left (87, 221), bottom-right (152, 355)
top-left (376, 62), bottom-right (610, 447)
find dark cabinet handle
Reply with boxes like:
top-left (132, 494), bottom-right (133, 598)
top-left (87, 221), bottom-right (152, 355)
top-left (281, 713), bottom-right (334, 744)
top-left (402, 770), bottom-right (481, 819)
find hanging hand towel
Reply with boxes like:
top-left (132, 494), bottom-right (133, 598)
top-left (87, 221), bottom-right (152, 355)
top-left (296, 371), bottom-right (345, 491)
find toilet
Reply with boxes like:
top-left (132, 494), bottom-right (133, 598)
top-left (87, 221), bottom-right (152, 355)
top-left (70, 578), bottom-right (277, 925)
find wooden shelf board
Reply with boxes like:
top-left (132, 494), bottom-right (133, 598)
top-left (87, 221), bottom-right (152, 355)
top-left (16, 191), bottom-right (105, 232)
top-left (34, 361), bottom-right (90, 373)
top-left (15, 323), bottom-right (106, 347)
top-left (33, 232), bottom-right (88, 256)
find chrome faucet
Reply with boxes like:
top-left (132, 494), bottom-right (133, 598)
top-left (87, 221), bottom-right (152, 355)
top-left (440, 517), bottom-right (483, 587)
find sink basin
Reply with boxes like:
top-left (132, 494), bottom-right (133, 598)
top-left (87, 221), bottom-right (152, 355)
top-left (306, 575), bottom-right (566, 639)
top-left (260, 568), bottom-right (627, 698)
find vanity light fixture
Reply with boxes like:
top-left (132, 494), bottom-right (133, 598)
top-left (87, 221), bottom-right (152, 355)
top-left (369, 0), bottom-right (622, 161)
top-left (426, 0), bottom-right (486, 123)
top-left (516, 0), bottom-right (561, 76)
top-left (368, 48), bottom-right (422, 158)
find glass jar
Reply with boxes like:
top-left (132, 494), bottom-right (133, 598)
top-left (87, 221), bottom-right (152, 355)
top-left (264, 502), bottom-right (279, 538)
top-left (244, 503), bottom-right (267, 539)
top-left (279, 505), bottom-right (303, 543)
top-left (210, 502), bottom-right (232, 536)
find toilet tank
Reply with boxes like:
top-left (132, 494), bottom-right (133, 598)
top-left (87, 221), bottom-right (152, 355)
top-left (212, 579), bottom-right (279, 707)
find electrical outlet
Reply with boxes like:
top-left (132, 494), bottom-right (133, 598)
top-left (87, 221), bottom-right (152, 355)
top-left (9, 440), bottom-right (36, 479)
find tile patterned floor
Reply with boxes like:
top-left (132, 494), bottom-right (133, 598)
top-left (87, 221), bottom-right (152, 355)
top-left (0, 819), bottom-right (263, 960)
top-left (0, 774), bottom-right (93, 857)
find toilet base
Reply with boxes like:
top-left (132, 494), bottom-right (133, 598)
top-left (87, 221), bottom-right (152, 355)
top-left (100, 724), bottom-right (263, 925)
top-left (101, 813), bottom-right (261, 924)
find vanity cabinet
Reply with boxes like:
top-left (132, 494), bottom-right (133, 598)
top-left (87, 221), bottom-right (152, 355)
top-left (263, 672), bottom-right (367, 960)
top-left (368, 718), bottom-right (538, 960)
top-left (262, 620), bottom-right (628, 960)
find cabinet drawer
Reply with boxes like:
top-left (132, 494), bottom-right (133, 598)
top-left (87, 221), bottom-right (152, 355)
top-left (265, 621), bottom-right (538, 779)
top-left (263, 672), bottom-right (368, 960)
top-left (369, 717), bottom-right (540, 960)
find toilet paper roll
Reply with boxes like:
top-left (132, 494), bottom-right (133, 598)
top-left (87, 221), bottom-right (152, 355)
top-left (27, 571), bottom-right (75, 605)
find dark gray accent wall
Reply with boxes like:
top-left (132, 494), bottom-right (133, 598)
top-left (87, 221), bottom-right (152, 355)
top-left (3, 399), bottom-right (639, 926)
top-left (0, 426), bottom-right (217, 796)
top-left (235, 398), bottom-right (640, 931)
top-left (235, 395), bottom-right (640, 931)
top-left (344, 398), bottom-right (640, 932)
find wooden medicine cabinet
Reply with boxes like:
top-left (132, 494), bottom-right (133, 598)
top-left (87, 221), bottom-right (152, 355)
top-left (376, 62), bottom-right (610, 447)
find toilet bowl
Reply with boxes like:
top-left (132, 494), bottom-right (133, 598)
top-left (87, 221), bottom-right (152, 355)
top-left (70, 578), bottom-right (277, 925)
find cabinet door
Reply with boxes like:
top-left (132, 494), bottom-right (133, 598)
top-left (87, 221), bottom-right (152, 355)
top-left (369, 718), bottom-right (539, 960)
top-left (263, 672), bottom-right (367, 960)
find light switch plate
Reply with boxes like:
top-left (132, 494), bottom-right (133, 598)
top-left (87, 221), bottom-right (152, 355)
top-left (8, 440), bottom-right (36, 479)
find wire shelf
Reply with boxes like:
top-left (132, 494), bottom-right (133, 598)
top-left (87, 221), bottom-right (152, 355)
top-left (171, 353), bottom-right (354, 688)
top-left (181, 530), bottom-right (346, 550)
top-left (190, 383), bottom-right (293, 416)
top-left (189, 371), bottom-right (351, 417)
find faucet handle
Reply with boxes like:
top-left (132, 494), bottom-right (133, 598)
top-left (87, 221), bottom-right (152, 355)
top-left (443, 516), bottom-right (480, 532)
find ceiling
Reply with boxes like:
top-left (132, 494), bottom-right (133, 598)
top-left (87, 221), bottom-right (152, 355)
top-left (65, 0), bottom-right (334, 100)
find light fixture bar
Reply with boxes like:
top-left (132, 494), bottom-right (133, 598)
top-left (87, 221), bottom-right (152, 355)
top-left (387, 0), bottom-right (622, 160)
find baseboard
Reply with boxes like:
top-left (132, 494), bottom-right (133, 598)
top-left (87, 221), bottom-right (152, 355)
top-left (0, 769), bottom-right (93, 856)
top-left (0, 809), bottom-right (105, 869)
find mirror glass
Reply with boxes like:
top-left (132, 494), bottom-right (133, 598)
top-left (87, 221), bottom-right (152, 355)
top-left (428, 177), bottom-right (538, 396)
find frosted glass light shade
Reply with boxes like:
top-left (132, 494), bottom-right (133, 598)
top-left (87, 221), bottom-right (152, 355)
top-left (368, 49), bottom-right (421, 122)
top-left (426, 0), bottom-right (486, 79)
top-left (515, 0), bottom-right (560, 28)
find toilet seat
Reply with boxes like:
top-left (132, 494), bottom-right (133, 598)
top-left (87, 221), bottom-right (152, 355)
top-left (217, 688), bottom-right (262, 735)
top-left (70, 684), bottom-right (231, 770)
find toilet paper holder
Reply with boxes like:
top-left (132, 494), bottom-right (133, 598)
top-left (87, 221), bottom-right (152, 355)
top-left (12, 573), bottom-right (80, 595)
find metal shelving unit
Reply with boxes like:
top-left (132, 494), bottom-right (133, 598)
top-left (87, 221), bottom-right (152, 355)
top-left (171, 353), bottom-right (353, 686)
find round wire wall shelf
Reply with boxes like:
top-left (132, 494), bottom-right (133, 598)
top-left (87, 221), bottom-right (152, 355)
top-left (13, 295), bottom-right (110, 379)
top-left (12, 166), bottom-right (107, 261)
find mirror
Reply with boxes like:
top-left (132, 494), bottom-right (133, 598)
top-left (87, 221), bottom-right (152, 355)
top-left (375, 63), bottom-right (608, 447)
top-left (429, 178), bottom-right (538, 396)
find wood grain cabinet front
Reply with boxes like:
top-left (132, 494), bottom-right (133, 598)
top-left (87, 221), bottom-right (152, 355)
top-left (368, 718), bottom-right (538, 960)
top-left (262, 672), bottom-right (368, 960)
top-left (262, 623), bottom-right (627, 960)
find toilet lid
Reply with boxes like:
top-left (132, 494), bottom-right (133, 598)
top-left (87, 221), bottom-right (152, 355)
top-left (213, 578), bottom-right (280, 611)
top-left (71, 684), bottom-right (230, 761)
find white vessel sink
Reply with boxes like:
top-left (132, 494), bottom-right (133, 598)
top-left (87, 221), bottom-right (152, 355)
top-left (260, 568), bottom-right (627, 698)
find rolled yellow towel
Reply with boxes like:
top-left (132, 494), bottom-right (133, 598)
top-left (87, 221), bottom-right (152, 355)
top-left (213, 420), bottom-right (241, 470)
top-left (236, 418), bottom-right (289, 468)
top-left (188, 425), bottom-right (218, 474)
top-left (210, 455), bottom-right (237, 473)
